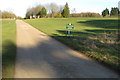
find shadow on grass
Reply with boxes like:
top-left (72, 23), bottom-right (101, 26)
top-left (10, 37), bottom-right (119, 78)
top-left (2, 40), bottom-right (16, 78)
top-left (52, 19), bottom-right (120, 72)
top-left (51, 28), bottom-right (120, 73)
top-left (77, 20), bottom-right (119, 29)
top-left (85, 29), bottom-right (118, 34)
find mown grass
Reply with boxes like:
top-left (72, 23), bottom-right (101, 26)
top-left (2, 19), bottom-right (16, 78)
top-left (24, 17), bottom-right (119, 72)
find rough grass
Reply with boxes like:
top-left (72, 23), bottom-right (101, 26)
top-left (24, 17), bottom-right (119, 72)
top-left (2, 19), bottom-right (16, 78)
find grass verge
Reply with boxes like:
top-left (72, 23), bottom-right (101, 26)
top-left (24, 17), bottom-right (119, 72)
top-left (2, 19), bottom-right (16, 78)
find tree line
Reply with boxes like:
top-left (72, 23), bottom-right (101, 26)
top-left (0, 11), bottom-right (16, 19)
top-left (25, 2), bottom-right (119, 19)
top-left (0, 2), bottom-right (119, 19)
top-left (25, 2), bottom-right (70, 19)
top-left (70, 7), bottom-right (119, 17)
top-left (102, 7), bottom-right (119, 17)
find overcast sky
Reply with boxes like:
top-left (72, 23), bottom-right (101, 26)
top-left (0, 0), bottom-right (119, 18)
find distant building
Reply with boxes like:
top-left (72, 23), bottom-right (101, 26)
top-left (30, 16), bottom-right (32, 19)
top-left (37, 16), bottom-right (40, 18)
top-left (33, 15), bottom-right (36, 18)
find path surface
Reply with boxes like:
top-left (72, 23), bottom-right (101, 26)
top-left (14, 20), bottom-right (119, 78)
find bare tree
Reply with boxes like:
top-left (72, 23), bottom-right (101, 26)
top-left (59, 5), bottom-right (64, 13)
top-left (44, 3), bottom-right (51, 14)
top-left (34, 5), bottom-right (43, 17)
top-left (26, 5), bottom-right (43, 18)
top-left (50, 3), bottom-right (59, 17)
top-left (26, 2), bottom-right (64, 18)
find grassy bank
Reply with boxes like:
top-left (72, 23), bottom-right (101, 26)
top-left (24, 17), bottom-right (119, 72)
top-left (0, 19), bottom-right (2, 78)
top-left (2, 19), bottom-right (16, 78)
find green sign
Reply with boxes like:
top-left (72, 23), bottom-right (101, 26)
top-left (66, 23), bottom-right (74, 37)
top-left (66, 23), bottom-right (74, 29)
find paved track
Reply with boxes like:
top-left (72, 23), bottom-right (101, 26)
top-left (14, 20), bottom-right (119, 78)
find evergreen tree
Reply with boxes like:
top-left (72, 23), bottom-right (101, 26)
top-left (40, 7), bottom-right (47, 17)
top-left (102, 8), bottom-right (109, 17)
top-left (62, 2), bottom-right (70, 18)
top-left (105, 8), bottom-right (109, 15)
top-left (102, 10), bottom-right (105, 17)
top-left (110, 7), bottom-right (119, 16)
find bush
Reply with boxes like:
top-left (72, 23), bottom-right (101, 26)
top-left (70, 13), bottom-right (101, 17)
top-left (57, 12), bottom-right (62, 18)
